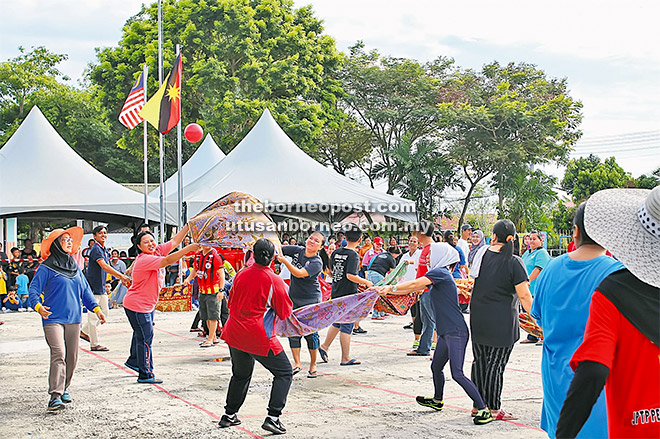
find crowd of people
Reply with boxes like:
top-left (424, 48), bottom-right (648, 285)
top-left (5, 185), bottom-right (659, 438)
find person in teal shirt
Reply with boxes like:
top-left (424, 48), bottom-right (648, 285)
top-left (520, 231), bottom-right (551, 343)
top-left (15, 267), bottom-right (30, 309)
top-left (531, 203), bottom-right (623, 439)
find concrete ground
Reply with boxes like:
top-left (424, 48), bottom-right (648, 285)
top-left (0, 309), bottom-right (547, 439)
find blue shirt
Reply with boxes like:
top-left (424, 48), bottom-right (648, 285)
top-left (16, 274), bottom-right (29, 295)
top-left (85, 242), bottom-right (109, 294)
top-left (521, 247), bottom-right (551, 296)
top-left (451, 246), bottom-right (466, 279)
top-left (531, 253), bottom-right (624, 439)
top-left (424, 266), bottom-right (468, 336)
top-left (28, 266), bottom-right (100, 326)
top-left (282, 245), bottom-right (322, 308)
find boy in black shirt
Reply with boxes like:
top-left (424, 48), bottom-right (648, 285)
top-left (319, 225), bottom-right (373, 366)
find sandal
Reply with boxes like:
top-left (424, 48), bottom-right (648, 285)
top-left (307, 370), bottom-right (318, 378)
top-left (91, 345), bottom-right (109, 352)
top-left (318, 347), bottom-right (329, 363)
top-left (495, 410), bottom-right (518, 421)
top-left (292, 366), bottom-right (302, 375)
top-left (199, 341), bottom-right (214, 348)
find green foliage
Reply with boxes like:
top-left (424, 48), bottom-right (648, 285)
top-left (340, 42), bottom-right (452, 193)
top-left (312, 106), bottom-right (373, 175)
top-left (561, 154), bottom-right (631, 202)
top-left (386, 136), bottom-right (459, 219)
top-left (551, 201), bottom-right (577, 234)
top-left (0, 46), bottom-right (68, 120)
top-left (500, 168), bottom-right (557, 232)
top-left (88, 0), bottom-right (344, 180)
top-left (634, 167), bottom-right (660, 189)
top-left (441, 61), bottom-right (583, 227)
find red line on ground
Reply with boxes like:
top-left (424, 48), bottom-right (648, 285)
top-left (318, 371), bottom-right (544, 432)
top-left (154, 327), bottom-right (230, 351)
top-left (79, 347), bottom-right (262, 438)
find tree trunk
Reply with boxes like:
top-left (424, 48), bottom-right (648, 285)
top-left (458, 182), bottom-right (477, 230)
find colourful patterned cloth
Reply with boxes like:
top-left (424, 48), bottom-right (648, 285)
top-left (274, 291), bottom-right (379, 337)
top-left (373, 260), bottom-right (417, 315)
top-left (519, 312), bottom-right (544, 339)
top-left (156, 283), bottom-right (192, 312)
top-left (188, 192), bottom-right (281, 251)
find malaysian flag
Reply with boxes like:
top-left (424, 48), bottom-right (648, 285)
top-left (118, 71), bottom-right (146, 129)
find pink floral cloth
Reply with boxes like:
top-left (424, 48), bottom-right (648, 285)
top-left (274, 290), bottom-right (379, 337)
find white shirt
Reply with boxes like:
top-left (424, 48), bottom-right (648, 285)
top-left (457, 238), bottom-right (470, 262)
top-left (400, 248), bottom-right (421, 282)
top-left (279, 256), bottom-right (292, 281)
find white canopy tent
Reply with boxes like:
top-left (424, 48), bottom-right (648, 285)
top-left (171, 109), bottom-right (417, 223)
top-left (0, 106), bottom-right (175, 225)
top-left (149, 134), bottom-right (225, 200)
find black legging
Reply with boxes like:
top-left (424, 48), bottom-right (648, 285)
top-left (432, 330), bottom-right (485, 408)
top-left (411, 301), bottom-right (422, 335)
top-left (191, 297), bottom-right (229, 334)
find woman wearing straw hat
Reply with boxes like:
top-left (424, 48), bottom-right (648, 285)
top-left (557, 186), bottom-right (660, 439)
top-left (27, 227), bottom-right (106, 412)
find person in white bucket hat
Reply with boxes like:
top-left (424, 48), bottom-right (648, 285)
top-left (556, 186), bottom-right (660, 439)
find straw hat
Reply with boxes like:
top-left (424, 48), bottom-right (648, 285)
top-left (584, 186), bottom-right (660, 288)
top-left (40, 226), bottom-right (84, 259)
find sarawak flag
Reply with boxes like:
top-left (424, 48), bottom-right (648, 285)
top-left (118, 70), bottom-right (146, 129)
top-left (139, 54), bottom-right (181, 134)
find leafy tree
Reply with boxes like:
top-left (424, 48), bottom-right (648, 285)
top-left (441, 62), bottom-right (583, 227)
top-left (386, 137), bottom-right (459, 219)
top-left (500, 168), bottom-right (557, 232)
top-left (635, 167), bottom-right (660, 189)
top-left (551, 201), bottom-right (577, 234)
top-left (340, 42), bottom-right (453, 194)
top-left (89, 0), bottom-right (344, 180)
top-left (561, 154), bottom-right (631, 202)
top-left (313, 107), bottom-right (373, 175)
top-left (0, 46), bottom-right (68, 120)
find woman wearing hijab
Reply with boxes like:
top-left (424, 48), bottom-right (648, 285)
top-left (468, 219), bottom-right (532, 420)
top-left (467, 230), bottom-right (485, 269)
top-left (28, 227), bottom-right (106, 412)
top-left (376, 243), bottom-right (494, 425)
top-left (122, 224), bottom-right (199, 384)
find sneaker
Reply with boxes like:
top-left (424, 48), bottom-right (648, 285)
top-left (431, 342), bottom-right (436, 350)
top-left (60, 390), bottom-right (72, 403)
top-left (352, 327), bottom-right (367, 335)
top-left (218, 414), bottom-right (241, 428)
top-left (412, 340), bottom-right (420, 349)
top-left (416, 396), bottom-right (443, 411)
top-left (262, 416), bottom-right (286, 435)
top-left (137, 377), bottom-right (163, 384)
top-left (473, 408), bottom-right (494, 425)
top-left (47, 396), bottom-right (65, 412)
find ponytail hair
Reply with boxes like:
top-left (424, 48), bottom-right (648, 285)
top-left (253, 239), bottom-right (275, 267)
top-left (492, 219), bottom-right (516, 260)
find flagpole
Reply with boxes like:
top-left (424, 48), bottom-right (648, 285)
top-left (143, 63), bottom-right (149, 223)
top-left (157, 0), bottom-right (165, 242)
top-left (176, 44), bottom-right (183, 233)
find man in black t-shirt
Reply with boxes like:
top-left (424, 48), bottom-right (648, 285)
top-left (318, 226), bottom-right (373, 366)
top-left (368, 247), bottom-right (398, 278)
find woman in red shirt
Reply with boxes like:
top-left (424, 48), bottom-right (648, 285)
top-left (219, 239), bottom-right (293, 435)
top-left (122, 225), bottom-right (199, 384)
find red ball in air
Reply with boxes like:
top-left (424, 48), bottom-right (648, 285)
top-left (184, 123), bottom-right (204, 143)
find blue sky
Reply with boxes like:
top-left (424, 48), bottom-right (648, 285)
top-left (2, 0), bottom-right (658, 176)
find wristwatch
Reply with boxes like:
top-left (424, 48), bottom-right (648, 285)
top-left (391, 285), bottom-right (398, 293)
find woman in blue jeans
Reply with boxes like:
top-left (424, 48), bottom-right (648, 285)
top-left (122, 225), bottom-right (199, 383)
top-left (376, 243), bottom-right (493, 425)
